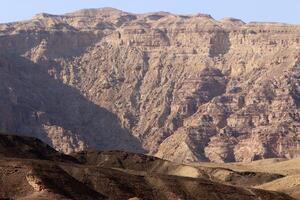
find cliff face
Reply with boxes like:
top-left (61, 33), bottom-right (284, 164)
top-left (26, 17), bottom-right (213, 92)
top-left (1, 8), bottom-right (300, 162)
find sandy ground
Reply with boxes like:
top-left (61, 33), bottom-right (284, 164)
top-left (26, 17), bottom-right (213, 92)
top-left (189, 158), bottom-right (300, 199)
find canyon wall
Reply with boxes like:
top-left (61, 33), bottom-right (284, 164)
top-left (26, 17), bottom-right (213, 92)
top-left (0, 8), bottom-right (300, 162)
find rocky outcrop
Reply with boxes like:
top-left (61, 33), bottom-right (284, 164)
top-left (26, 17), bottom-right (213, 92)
top-left (0, 8), bottom-right (300, 163)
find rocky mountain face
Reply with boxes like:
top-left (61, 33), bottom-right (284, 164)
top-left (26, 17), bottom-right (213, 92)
top-left (0, 8), bottom-right (300, 163)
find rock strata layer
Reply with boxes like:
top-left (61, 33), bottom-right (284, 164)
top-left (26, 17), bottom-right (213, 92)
top-left (0, 8), bottom-right (300, 162)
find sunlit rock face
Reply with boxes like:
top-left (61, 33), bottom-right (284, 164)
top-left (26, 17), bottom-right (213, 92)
top-left (0, 8), bottom-right (300, 162)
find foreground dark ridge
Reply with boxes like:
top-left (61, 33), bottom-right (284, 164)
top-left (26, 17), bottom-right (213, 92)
top-left (0, 7), bottom-right (300, 163)
top-left (0, 133), bottom-right (296, 200)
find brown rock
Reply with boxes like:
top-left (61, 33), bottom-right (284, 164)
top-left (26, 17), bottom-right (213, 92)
top-left (0, 8), bottom-right (300, 163)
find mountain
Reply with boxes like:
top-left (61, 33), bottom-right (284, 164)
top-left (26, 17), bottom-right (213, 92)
top-left (0, 8), bottom-right (300, 163)
top-left (0, 133), bottom-right (296, 200)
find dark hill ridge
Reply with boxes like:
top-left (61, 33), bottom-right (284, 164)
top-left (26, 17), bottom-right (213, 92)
top-left (0, 133), bottom-right (78, 163)
top-left (0, 133), bottom-right (296, 200)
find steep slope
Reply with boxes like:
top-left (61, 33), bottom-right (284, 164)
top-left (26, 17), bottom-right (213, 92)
top-left (0, 8), bottom-right (300, 162)
top-left (0, 55), bottom-right (143, 154)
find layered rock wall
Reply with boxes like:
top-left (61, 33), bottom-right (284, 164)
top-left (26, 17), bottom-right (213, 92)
top-left (0, 8), bottom-right (300, 162)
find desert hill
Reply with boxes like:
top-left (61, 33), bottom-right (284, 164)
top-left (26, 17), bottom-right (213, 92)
top-left (0, 133), bottom-right (296, 200)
